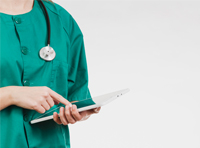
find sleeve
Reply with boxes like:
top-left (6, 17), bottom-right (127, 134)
top-left (67, 32), bottom-right (92, 102)
top-left (58, 6), bottom-right (92, 102)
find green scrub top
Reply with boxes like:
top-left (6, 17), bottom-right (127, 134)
top-left (0, 0), bottom-right (91, 147)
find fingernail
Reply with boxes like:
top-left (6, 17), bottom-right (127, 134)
top-left (73, 105), bottom-right (76, 110)
top-left (69, 104), bottom-right (72, 108)
top-left (65, 105), bottom-right (69, 110)
top-left (71, 105), bottom-right (76, 111)
top-left (70, 105), bottom-right (73, 112)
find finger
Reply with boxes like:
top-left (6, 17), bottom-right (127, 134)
top-left (54, 100), bottom-right (60, 105)
top-left (41, 100), bottom-right (51, 111)
top-left (59, 107), bottom-right (68, 125)
top-left (65, 105), bottom-right (76, 124)
top-left (48, 89), bottom-right (71, 106)
top-left (53, 112), bottom-right (62, 124)
top-left (45, 96), bottom-right (55, 108)
top-left (81, 107), bottom-right (100, 117)
top-left (35, 105), bottom-right (46, 114)
top-left (89, 107), bottom-right (101, 115)
top-left (71, 105), bottom-right (82, 121)
top-left (79, 111), bottom-right (91, 121)
top-left (93, 107), bottom-right (101, 113)
top-left (77, 107), bottom-right (101, 121)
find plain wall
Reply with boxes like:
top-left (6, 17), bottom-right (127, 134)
top-left (54, 0), bottom-right (200, 148)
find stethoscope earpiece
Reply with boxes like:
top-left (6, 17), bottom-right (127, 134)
top-left (38, 0), bottom-right (56, 61)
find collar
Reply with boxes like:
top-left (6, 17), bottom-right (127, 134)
top-left (0, 0), bottom-right (39, 26)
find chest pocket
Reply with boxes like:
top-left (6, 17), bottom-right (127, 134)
top-left (50, 59), bottom-right (69, 99)
top-left (30, 59), bottom-right (69, 121)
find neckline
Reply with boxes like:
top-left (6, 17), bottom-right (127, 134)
top-left (0, 0), bottom-right (37, 17)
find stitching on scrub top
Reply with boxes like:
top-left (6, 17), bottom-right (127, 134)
top-left (23, 123), bottom-right (30, 147)
top-left (60, 125), bottom-right (67, 147)
top-left (49, 60), bottom-right (60, 89)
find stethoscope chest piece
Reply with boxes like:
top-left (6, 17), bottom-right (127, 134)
top-left (38, 0), bottom-right (56, 62)
top-left (39, 45), bottom-right (56, 61)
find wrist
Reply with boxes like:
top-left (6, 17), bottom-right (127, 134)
top-left (3, 86), bottom-right (15, 106)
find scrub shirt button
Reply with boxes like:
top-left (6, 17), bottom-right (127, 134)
top-left (21, 46), bottom-right (28, 55)
top-left (14, 17), bottom-right (21, 24)
top-left (23, 114), bottom-right (28, 122)
top-left (23, 80), bottom-right (30, 86)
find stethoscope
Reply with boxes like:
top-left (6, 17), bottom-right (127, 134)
top-left (38, 0), bottom-right (56, 61)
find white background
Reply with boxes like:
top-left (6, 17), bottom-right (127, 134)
top-left (55, 0), bottom-right (200, 148)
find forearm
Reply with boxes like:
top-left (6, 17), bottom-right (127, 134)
top-left (0, 86), bottom-right (13, 111)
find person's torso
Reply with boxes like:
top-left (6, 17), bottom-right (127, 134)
top-left (0, 0), bottom-right (72, 147)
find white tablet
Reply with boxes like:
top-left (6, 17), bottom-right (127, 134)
top-left (30, 88), bottom-right (130, 124)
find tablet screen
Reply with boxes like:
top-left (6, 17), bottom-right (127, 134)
top-left (60, 98), bottom-right (96, 109)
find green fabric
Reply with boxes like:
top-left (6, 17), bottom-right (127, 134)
top-left (0, 0), bottom-right (91, 147)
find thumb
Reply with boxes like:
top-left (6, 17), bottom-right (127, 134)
top-left (93, 107), bottom-right (101, 113)
top-left (88, 107), bottom-right (101, 115)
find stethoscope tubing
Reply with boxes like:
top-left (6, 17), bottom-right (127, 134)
top-left (37, 0), bottom-right (56, 61)
top-left (38, 0), bottom-right (51, 45)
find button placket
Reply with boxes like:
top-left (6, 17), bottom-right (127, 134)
top-left (13, 16), bottom-right (33, 87)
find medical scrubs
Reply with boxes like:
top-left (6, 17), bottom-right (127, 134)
top-left (0, 0), bottom-right (91, 147)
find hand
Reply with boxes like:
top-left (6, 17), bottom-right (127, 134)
top-left (53, 105), bottom-right (101, 125)
top-left (9, 86), bottom-right (71, 113)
